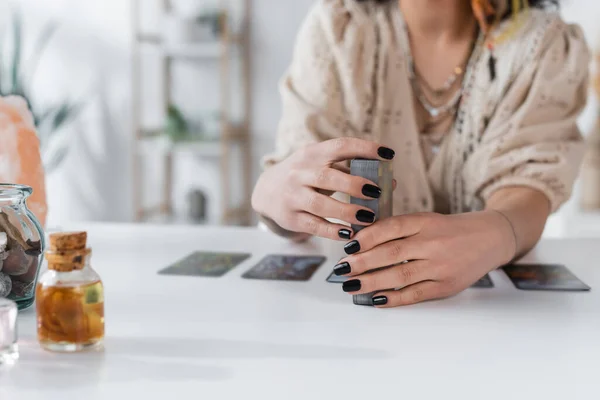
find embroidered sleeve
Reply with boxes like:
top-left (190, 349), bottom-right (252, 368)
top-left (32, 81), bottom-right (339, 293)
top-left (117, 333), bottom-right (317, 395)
top-left (469, 21), bottom-right (589, 212)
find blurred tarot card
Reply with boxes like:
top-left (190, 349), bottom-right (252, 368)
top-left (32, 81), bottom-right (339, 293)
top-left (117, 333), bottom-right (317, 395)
top-left (503, 263), bottom-right (591, 292)
top-left (158, 252), bottom-right (250, 277)
top-left (242, 255), bottom-right (326, 281)
top-left (471, 274), bottom-right (494, 288)
top-left (326, 271), bottom-right (348, 283)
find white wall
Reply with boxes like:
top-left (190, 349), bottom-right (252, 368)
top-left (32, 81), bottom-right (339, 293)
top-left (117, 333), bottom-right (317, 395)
top-left (564, 0), bottom-right (600, 133)
top-left (1, 0), bottom-right (133, 227)
top-left (2, 0), bottom-right (598, 231)
top-left (250, 0), bottom-right (313, 163)
top-left (543, 1), bottom-right (600, 237)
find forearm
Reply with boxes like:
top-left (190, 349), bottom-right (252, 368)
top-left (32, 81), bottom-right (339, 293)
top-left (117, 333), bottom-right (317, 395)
top-left (485, 187), bottom-right (551, 259)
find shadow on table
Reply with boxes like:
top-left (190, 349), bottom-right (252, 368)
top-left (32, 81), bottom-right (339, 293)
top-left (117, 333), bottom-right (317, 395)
top-left (0, 340), bottom-right (231, 389)
top-left (107, 336), bottom-right (390, 360)
top-left (1, 337), bottom-right (389, 389)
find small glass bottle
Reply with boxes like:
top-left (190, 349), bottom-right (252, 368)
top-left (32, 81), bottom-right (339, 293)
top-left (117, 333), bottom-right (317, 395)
top-left (36, 231), bottom-right (104, 352)
top-left (0, 298), bottom-right (18, 364)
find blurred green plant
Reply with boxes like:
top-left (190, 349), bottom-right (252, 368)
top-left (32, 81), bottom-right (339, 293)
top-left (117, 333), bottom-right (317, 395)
top-left (164, 104), bottom-right (189, 142)
top-left (195, 9), bottom-right (226, 36)
top-left (0, 11), bottom-right (83, 172)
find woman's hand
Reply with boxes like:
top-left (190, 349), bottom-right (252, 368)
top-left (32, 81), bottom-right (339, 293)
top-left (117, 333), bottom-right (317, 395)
top-left (334, 211), bottom-right (517, 307)
top-left (252, 138), bottom-right (395, 241)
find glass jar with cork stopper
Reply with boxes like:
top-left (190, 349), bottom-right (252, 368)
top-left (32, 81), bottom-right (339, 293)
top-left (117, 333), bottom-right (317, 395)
top-left (35, 231), bottom-right (104, 352)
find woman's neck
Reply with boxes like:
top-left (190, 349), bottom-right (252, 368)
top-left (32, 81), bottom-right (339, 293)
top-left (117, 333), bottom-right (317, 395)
top-left (399, 0), bottom-right (477, 43)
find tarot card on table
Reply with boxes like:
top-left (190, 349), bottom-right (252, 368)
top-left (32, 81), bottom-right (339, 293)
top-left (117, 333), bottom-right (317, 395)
top-left (242, 255), bottom-right (326, 281)
top-left (158, 252), bottom-right (251, 277)
top-left (503, 263), bottom-right (590, 292)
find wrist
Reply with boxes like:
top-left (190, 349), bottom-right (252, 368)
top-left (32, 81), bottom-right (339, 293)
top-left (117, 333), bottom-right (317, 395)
top-left (251, 174), bottom-right (269, 217)
top-left (258, 214), bottom-right (311, 242)
top-left (481, 210), bottom-right (518, 265)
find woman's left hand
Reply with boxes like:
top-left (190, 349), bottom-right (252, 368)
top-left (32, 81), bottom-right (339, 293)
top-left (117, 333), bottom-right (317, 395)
top-left (334, 211), bottom-right (517, 307)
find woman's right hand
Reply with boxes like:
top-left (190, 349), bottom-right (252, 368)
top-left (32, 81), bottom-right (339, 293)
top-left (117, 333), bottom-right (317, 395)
top-left (252, 138), bottom-right (395, 241)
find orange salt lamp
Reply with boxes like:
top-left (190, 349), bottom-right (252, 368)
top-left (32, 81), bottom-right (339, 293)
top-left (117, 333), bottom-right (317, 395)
top-left (0, 96), bottom-right (48, 226)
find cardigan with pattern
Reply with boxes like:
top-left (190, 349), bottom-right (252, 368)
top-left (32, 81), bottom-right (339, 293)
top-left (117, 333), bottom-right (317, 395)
top-left (263, 0), bottom-right (589, 215)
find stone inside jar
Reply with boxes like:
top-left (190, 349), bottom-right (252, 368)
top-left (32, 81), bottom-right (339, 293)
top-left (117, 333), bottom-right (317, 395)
top-left (0, 213), bottom-right (42, 299)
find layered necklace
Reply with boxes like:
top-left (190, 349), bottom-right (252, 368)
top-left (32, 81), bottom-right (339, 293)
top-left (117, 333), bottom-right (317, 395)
top-left (397, 0), bottom-right (530, 122)
top-left (411, 64), bottom-right (466, 120)
top-left (401, 20), bottom-right (483, 122)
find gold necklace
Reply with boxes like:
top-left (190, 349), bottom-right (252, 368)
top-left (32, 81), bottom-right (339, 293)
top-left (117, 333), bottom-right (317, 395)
top-left (413, 65), bottom-right (464, 98)
top-left (405, 31), bottom-right (480, 120)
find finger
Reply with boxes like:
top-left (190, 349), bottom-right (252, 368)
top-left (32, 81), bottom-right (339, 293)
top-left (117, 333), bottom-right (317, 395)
top-left (339, 260), bottom-right (433, 295)
top-left (392, 179), bottom-right (397, 191)
top-left (298, 168), bottom-right (383, 200)
top-left (340, 239), bottom-right (421, 277)
top-left (297, 190), bottom-right (376, 227)
top-left (331, 163), bottom-right (350, 174)
top-left (309, 138), bottom-right (395, 164)
top-left (337, 238), bottom-right (427, 277)
top-left (371, 281), bottom-right (446, 308)
top-left (348, 214), bottom-right (427, 255)
top-left (294, 212), bottom-right (356, 241)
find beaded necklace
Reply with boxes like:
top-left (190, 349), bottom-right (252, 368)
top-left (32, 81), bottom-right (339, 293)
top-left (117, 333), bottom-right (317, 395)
top-left (398, 15), bottom-right (485, 121)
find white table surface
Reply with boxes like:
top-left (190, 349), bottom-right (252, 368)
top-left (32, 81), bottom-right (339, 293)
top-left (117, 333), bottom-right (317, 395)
top-left (1, 223), bottom-right (599, 400)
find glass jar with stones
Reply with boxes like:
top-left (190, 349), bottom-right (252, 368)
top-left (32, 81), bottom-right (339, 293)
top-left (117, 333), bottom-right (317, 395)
top-left (0, 184), bottom-right (45, 310)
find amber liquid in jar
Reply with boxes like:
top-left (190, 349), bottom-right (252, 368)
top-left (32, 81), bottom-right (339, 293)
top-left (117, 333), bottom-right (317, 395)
top-left (36, 281), bottom-right (104, 351)
top-left (36, 231), bottom-right (105, 352)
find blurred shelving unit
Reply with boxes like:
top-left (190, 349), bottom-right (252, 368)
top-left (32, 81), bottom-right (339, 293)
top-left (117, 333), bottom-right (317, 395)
top-left (131, 0), bottom-right (252, 225)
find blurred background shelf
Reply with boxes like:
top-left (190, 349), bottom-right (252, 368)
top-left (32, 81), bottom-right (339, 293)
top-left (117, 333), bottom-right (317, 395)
top-left (138, 202), bottom-right (251, 225)
top-left (138, 36), bottom-right (220, 59)
top-left (139, 136), bottom-right (222, 157)
top-left (137, 33), bottom-right (241, 60)
top-left (139, 122), bottom-right (248, 157)
top-left (132, 0), bottom-right (252, 226)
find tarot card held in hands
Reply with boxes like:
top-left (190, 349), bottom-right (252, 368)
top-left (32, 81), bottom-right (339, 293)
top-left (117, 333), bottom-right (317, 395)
top-left (350, 159), bottom-right (393, 306)
top-left (158, 252), bottom-right (251, 277)
top-left (326, 271), bottom-right (348, 283)
top-left (242, 255), bottom-right (326, 281)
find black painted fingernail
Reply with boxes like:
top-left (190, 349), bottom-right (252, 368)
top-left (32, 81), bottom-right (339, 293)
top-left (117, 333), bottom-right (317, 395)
top-left (344, 240), bottom-right (360, 255)
top-left (362, 184), bottom-right (381, 199)
top-left (343, 279), bottom-right (361, 293)
top-left (334, 262), bottom-right (351, 276)
top-left (338, 229), bottom-right (352, 240)
top-left (356, 210), bottom-right (375, 223)
top-left (378, 147), bottom-right (395, 160)
top-left (372, 296), bottom-right (388, 306)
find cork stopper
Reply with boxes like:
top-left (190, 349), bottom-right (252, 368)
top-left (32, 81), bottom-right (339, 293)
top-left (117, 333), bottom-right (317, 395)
top-left (49, 231), bottom-right (87, 252)
top-left (46, 232), bottom-right (90, 272)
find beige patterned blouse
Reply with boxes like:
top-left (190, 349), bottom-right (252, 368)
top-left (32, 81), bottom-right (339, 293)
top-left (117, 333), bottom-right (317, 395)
top-left (263, 0), bottom-right (589, 215)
